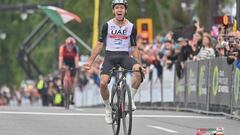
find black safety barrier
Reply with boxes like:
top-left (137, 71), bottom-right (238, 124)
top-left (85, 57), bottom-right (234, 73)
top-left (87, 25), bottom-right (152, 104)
top-left (208, 58), bottom-right (232, 113)
top-left (174, 73), bottom-right (186, 107)
top-left (185, 61), bottom-right (199, 109)
top-left (233, 68), bottom-right (240, 116)
top-left (196, 60), bottom-right (209, 110)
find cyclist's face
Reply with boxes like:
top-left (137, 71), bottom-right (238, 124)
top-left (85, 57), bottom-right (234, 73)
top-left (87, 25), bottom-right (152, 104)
top-left (113, 4), bottom-right (126, 21)
top-left (66, 44), bottom-right (74, 51)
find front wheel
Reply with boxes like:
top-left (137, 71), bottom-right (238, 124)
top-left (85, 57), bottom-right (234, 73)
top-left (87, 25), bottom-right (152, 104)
top-left (64, 88), bottom-right (70, 109)
top-left (111, 84), bottom-right (121, 135)
top-left (122, 84), bottom-right (132, 135)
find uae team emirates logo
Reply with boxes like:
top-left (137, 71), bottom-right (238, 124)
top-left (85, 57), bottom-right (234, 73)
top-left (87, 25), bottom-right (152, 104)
top-left (110, 29), bottom-right (128, 39)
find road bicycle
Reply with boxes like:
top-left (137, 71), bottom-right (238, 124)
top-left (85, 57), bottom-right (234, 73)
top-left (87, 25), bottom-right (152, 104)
top-left (110, 65), bottom-right (143, 135)
top-left (63, 67), bottom-right (76, 109)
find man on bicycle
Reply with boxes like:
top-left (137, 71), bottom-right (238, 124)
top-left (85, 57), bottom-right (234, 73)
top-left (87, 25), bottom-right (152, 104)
top-left (84, 0), bottom-right (143, 124)
top-left (59, 36), bottom-right (79, 104)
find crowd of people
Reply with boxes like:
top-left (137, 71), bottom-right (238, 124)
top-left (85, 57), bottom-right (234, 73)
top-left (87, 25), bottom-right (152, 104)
top-left (138, 20), bottom-right (240, 79)
top-left (0, 82), bottom-right (39, 106)
top-left (0, 66), bottom-right (96, 107)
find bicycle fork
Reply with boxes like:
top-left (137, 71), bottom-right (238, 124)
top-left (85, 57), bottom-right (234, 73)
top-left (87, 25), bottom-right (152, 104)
top-left (118, 82), bottom-right (125, 118)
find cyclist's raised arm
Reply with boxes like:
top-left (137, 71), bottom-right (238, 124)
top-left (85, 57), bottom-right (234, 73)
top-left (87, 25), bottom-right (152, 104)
top-left (84, 23), bottom-right (107, 70)
top-left (87, 42), bottom-right (104, 65)
top-left (58, 45), bottom-right (64, 70)
top-left (130, 25), bottom-right (141, 64)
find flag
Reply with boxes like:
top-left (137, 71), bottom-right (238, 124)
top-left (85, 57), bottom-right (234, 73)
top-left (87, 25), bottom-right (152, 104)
top-left (38, 6), bottom-right (81, 26)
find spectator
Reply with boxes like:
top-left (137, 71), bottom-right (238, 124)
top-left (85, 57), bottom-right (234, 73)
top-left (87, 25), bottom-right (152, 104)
top-left (0, 93), bottom-right (7, 106)
top-left (161, 40), bottom-right (175, 69)
top-left (46, 75), bottom-right (57, 106)
top-left (0, 84), bottom-right (11, 105)
top-left (193, 34), bottom-right (215, 61)
top-left (37, 75), bottom-right (47, 106)
top-left (227, 54), bottom-right (240, 69)
top-left (175, 37), bottom-right (192, 78)
top-left (11, 85), bottom-right (22, 106)
top-left (189, 31), bottom-right (203, 57)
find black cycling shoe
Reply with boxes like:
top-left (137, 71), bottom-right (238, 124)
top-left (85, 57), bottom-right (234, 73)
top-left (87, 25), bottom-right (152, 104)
top-left (71, 101), bottom-right (75, 105)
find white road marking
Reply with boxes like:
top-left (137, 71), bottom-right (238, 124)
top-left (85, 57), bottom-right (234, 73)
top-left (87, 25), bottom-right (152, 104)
top-left (0, 111), bottom-right (225, 119)
top-left (147, 125), bottom-right (179, 133)
top-left (133, 115), bottom-right (225, 119)
top-left (0, 111), bottom-right (104, 116)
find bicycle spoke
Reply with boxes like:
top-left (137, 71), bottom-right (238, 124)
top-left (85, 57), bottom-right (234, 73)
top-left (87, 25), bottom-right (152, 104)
top-left (122, 84), bottom-right (132, 135)
top-left (111, 84), bottom-right (121, 135)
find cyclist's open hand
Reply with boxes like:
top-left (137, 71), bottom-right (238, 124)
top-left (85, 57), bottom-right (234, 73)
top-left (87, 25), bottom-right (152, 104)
top-left (83, 61), bottom-right (92, 71)
top-left (59, 65), bottom-right (68, 71)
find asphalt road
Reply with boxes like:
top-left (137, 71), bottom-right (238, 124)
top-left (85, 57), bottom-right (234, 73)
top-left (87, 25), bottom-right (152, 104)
top-left (0, 106), bottom-right (239, 135)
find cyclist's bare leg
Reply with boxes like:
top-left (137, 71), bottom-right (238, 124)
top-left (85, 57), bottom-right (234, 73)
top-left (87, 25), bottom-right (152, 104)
top-left (60, 69), bottom-right (66, 88)
top-left (131, 64), bottom-right (142, 99)
top-left (70, 74), bottom-right (78, 92)
top-left (100, 74), bottom-right (112, 123)
top-left (69, 70), bottom-right (79, 104)
top-left (100, 74), bottom-right (110, 100)
top-left (70, 77), bottom-right (75, 104)
top-left (100, 74), bottom-right (111, 108)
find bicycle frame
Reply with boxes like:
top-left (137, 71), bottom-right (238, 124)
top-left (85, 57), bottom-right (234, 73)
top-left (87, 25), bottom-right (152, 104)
top-left (64, 70), bottom-right (72, 90)
top-left (115, 69), bottom-right (127, 113)
top-left (63, 68), bottom-right (75, 92)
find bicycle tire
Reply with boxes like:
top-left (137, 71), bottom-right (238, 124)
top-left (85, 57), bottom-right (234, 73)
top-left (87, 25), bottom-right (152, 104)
top-left (64, 88), bottom-right (70, 109)
top-left (122, 84), bottom-right (132, 135)
top-left (111, 84), bottom-right (121, 135)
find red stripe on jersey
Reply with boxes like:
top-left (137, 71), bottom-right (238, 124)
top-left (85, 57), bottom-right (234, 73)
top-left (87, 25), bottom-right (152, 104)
top-left (110, 34), bottom-right (128, 39)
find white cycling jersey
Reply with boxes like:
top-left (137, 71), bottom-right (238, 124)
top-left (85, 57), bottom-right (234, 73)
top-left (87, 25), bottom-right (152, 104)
top-left (101, 19), bottom-right (135, 52)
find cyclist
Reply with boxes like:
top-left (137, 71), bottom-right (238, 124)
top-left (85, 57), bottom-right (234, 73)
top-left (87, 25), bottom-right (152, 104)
top-left (59, 36), bottom-right (79, 104)
top-left (84, 0), bottom-right (143, 124)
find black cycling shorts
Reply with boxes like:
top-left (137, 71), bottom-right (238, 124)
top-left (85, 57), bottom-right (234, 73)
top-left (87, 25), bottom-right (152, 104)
top-left (64, 59), bottom-right (76, 77)
top-left (101, 51), bottom-right (138, 75)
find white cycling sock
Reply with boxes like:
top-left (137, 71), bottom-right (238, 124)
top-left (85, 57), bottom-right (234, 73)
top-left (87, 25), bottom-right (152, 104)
top-left (131, 88), bottom-right (138, 99)
top-left (103, 99), bottom-right (111, 110)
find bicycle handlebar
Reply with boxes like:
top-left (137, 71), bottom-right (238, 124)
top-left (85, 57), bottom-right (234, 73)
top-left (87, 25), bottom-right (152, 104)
top-left (61, 66), bottom-right (79, 71)
top-left (110, 66), bottom-right (145, 82)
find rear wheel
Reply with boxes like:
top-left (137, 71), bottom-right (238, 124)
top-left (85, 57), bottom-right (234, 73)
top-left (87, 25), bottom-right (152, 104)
top-left (111, 84), bottom-right (121, 135)
top-left (122, 84), bottom-right (132, 135)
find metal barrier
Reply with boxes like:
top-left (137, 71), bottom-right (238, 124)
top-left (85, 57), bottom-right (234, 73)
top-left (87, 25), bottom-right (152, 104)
top-left (185, 61), bottom-right (199, 109)
top-left (233, 68), bottom-right (240, 117)
top-left (75, 57), bottom-right (240, 118)
top-left (208, 58), bottom-right (232, 113)
top-left (197, 60), bottom-right (209, 111)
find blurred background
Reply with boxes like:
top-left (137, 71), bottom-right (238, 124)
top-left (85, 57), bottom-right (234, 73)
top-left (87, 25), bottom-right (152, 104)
top-left (0, 0), bottom-right (239, 107)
